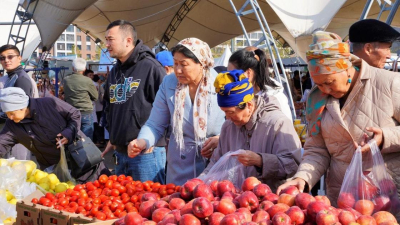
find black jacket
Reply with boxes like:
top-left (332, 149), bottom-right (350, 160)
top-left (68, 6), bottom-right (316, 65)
top-left (7, 66), bottom-right (33, 97)
top-left (104, 40), bottom-right (166, 148)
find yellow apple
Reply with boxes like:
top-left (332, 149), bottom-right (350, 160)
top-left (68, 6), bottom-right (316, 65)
top-left (10, 160), bottom-right (22, 168)
top-left (47, 174), bottom-right (60, 185)
top-left (55, 183), bottom-right (68, 193)
top-left (39, 182), bottom-right (50, 191)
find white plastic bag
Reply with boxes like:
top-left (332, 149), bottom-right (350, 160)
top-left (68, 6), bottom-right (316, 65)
top-left (199, 149), bottom-right (246, 188)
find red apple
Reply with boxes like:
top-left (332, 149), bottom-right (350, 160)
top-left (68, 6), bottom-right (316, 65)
top-left (139, 200), bottom-right (156, 219)
top-left (209, 212), bottom-right (225, 225)
top-left (181, 179), bottom-right (203, 200)
top-left (142, 221), bottom-right (156, 225)
top-left (279, 185), bottom-right (300, 196)
top-left (295, 192), bottom-right (316, 210)
top-left (221, 191), bottom-right (236, 201)
top-left (272, 212), bottom-right (292, 224)
top-left (152, 208), bottom-right (171, 223)
top-left (212, 200), bottom-right (219, 212)
top-left (159, 209), bottom-right (181, 225)
top-left (243, 222), bottom-right (259, 225)
top-left (151, 200), bottom-right (169, 214)
top-left (193, 183), bottom-right (214, 201)
top-left (180, 214), bottom-right (201, 225)
top-left (278, 193), bottom-right (295, 206)
top-left (372, 211), bottom-right (397, 224)
top-left (124, 212), bottom-right (143, 225)
top-left (253, 183), bottom-right (272, 199)
top-left (315, 195), bottom-right (331, 206)
top-left (180, 199), bottom-right (194, 215)
top-left (210, 180), bottom-right (219, 195)
top-left (168, 192), bottom-right (182, 201)
top-left (217, 199), bottom-right (237, 215)
top-left (356, 215), bottom-right (377, 225)
top-left (242, 177), bottom-right (261, 192)
top-left (252, 210), bottom-right (270, 222)
top-left (259, 219), bottom-right (273, 225)
top-left (286, 206), bottom-right (305, 225)
top-left (307, 201), bottom-right (330, 222)
top-left (378, 179), bottom-right (397, 197)
top-left (316, 209), bottom-right (339, 225)
top-left (263, 193), bottom-right (279, 204)
top-left (237, 191), bottom-right (259, 212)
top-left (338, 192), bottom-right (356, 209)
top-left (344, 207), bottom-right (362, 220)
top-left (236, 208), bottom-right (252, 222)
top-left (141, 193), bottom-right (158, 202)
top-left (258, 200), bottom-right (275, 211)
top-left (328, 206), bottom-right (340, 217)
top-left (373, 195), bottom-right (391, 212)
top-left (169, 198), bottom-right (185, 210)
top-left (358, 179), bottom-right (378, 200)
top-left (267, 203), bottom-right (290, 218)
top-left (217, 180), bottom-right (236, 197)
top-left (220, 214), bottom-right (241, 225)
top-left (339, 210), bottom-right (356, 225)
top-left (192, 197), bottom-right (213, 218)
top-left (233, 212), bottom-right (248, 224)
top-left (355, 199), bottom-right (374, 216)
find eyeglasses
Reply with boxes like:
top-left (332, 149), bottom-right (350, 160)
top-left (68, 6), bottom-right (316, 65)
top-left (0, 55), bottom-right (19, 61)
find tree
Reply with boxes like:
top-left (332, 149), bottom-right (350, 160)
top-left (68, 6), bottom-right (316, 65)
top-left (95, 43), bottom-right (106, 61)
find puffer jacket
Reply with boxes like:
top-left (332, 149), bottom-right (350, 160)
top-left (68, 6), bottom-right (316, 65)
top-left (294, 60), bottom-right (400, 207)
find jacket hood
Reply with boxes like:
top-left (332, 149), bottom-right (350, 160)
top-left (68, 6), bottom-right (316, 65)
top-left (244, 95), bottom-right (281, 130)
top-left (117, 39), bottom-right (155, 70)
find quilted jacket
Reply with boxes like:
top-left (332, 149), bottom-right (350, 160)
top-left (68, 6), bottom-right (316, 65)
top-left (294, 60), bottom-right (400, 206)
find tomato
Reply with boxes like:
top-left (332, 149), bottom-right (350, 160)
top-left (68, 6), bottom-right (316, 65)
top-left (116, 202), bottom-right (125, 211)
top-left (167, 189), bottom-right (175, 195)
top-left (80, 192), bottom-right (89, 200)
top-left (58, 198), bottom-right (69, 207)
top-left (119, 210), bottom-right (127, 218)
top-left (98, 175), bottom-right (108, 184)
top-left (117, 175), bottom-right (126, 183)
top-left (105, 180), bottom-right (113, 189)
top-left (112, 182), bottom-right (121, 190)
top-left (135, 184), bottom-right (143, 192)
top-left (109, 175), bottom-right (117, 182)
top-left (31, 198), bottom-right (38, 204)
top-left (175, 185), bottom-right (181, 192)
top-left (70, 191), bottom-right (80, 197)
top-left (110, 202), bottom-right (119, 212)
top-left (66, 189), bottom-right (74, 196)
top-left (84, 202), bottom-right (93, 211)
top-left (126, 187), bottom-right (136, 197)
top-left (39, 197), bottom-right (50, 206)
top-left (93, 180), bottom-right (101, 187)
top-left (45, 193), bottom-right (56, 201)
top-left (126, 176), bottom-right (133, 181)
top-left (142, 182), bottom-right (151, 191)
top-left (74, 184), bottom-right (84, 191)
top-left (117, 186), bottom-right (126, 194)
top-left (110, 189), bottom-right (120, 197)
top-left (70, 196), bottom-right (78, 202)
top-left (166, 183), bottom-right (176, 190)
top-left (103, 200), bottom-right (112, 207)
top-left (76, 206), bottom-right (85, 214)
top-left (77, 198), bottom-right (86, 206)
top-left (69, 202), bottom-right (78, 209)
top-left (91, 189), bottom-right (102, 198)
top-left (54, 205), bottom-right (64, 210)
top-left (95, 211), bottom-right (106, 221)
top-left (99, 195), bottom-right (108, 203)
top-left (87, 183), bottom-right (96, 191)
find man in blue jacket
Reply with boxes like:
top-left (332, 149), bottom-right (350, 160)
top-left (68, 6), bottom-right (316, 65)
top-left (103, 20), bottom-right (166, 183)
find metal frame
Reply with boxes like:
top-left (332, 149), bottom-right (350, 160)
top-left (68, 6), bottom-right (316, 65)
top-left (228, 0), bottom-right (296, 120)
top-left (360, 0), bottom-right (400, 23)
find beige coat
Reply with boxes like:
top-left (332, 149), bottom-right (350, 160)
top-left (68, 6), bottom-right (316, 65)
top-left (295, 60), bottom-right (400, 206)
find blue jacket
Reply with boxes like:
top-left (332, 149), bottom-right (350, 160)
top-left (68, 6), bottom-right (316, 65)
top-left (138, 71), bottom-right (225, 185)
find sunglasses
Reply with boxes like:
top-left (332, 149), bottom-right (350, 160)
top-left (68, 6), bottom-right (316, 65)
top-left (0, 55), bottom-right (19, 61)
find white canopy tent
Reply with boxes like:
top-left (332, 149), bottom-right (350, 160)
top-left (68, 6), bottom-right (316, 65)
top-left (214, 45), bottom-right (232, 67)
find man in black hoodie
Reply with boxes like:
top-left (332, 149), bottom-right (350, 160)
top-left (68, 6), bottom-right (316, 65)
top-left (103, 20), bottom-right (166, 183)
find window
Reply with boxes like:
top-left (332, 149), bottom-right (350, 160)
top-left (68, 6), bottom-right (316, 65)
top-left (77, 45), bottom-right (81, 50)
top-left (67, 44), bottom-right (74, 50)
top-left (57, 34), bottom-right (65, 41)
top-left (250, 33), bottom-right (258, 39)
top-left (77, 54), bottom-right (82, 58)
top-left (87, 54), bottom-right (91, 60)
top-left (77, 28), bottom-right (81, 32)
top-left (66, 34), bottom-right (74, 42)
top-left (57, 43), bottom-right (65, 50)
top-left (57, 53), bottom-right (65, 57)
top-left (66, 25), bottom-right (74, 32)
top-left (86, 45), bottom-right (91, 51)
top-left (86, 36), bottom-right (91, 42)
top-left (77, 36), bottom-right (81, 41)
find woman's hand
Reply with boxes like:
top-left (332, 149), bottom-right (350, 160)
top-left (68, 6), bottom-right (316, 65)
top-left (232, 150), bottom-right (262, 167)
top-left (355, 127), bottom-right (383, 152)
top-left (101, 141), bottom-right (116, 158)
top-left (127, 139), bottom-right (147, 158)
top-left (276, 177), bottom-right (307, 195)
top-left (200, 136), bottom-right (219, 158)
top-left (56, 133), bottom-right (68, 149)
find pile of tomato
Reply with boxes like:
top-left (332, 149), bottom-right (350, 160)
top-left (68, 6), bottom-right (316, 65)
top-left (31, 174), bottom-right (181, 221)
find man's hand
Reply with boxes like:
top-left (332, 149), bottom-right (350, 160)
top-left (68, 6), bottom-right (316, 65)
top-left (56, 133), bottom-right (68, 149)
top-left (127, 139), bottom-right (146, 158)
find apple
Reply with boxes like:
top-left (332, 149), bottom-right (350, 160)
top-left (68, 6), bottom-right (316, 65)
top-left (169, 198), bottom-right (186, 210)
top-left (152, 208), bottom-right (171, 223)
top-left (373, 195), bottom-right (391, 212)
top-left (142, 221), bottom-right (156, 225)
top-left (181, 179), bottom-right (203, 200)
top-left (328, 206), bottom-right (340, 217)
top-left (141, 193), bottom-right (159, 202)
top-left (180, 199), bottom-right (194, 215)
top-left (192, 197), bottom-right (213, 218)
top-left (139, 200), bottom-right (156, 219)
top-left (193, 183), bottom-right (214, 201)
top-left (315, 195), bottom-right (331, 206)
top-left (221, 191), bottom-right (236, 201)
top-left (258, 200), bottom-right (275, 211)
top-left (168, 192), bottom-right (181, 201)
top-left (237, 191), bottom-right (259, 212)
top-left (372, 211), bottom-right (397, 224)
top-left (356, 215), bottom-right (377, 225)
top-left (344, 207), bottom-right (362, 220)
top-left (220, 214), bottom-right (241, 225)
top-left (286, 206), bottom-right (305, 225)
top-left (217, 180), bottom-right (236, 197)
top-left (151, 200), bottom-right (169, 214)
top-left (159, 209), bottom-right (181, 225)
top-left (358, 179), bottom-right (378, 200)
top-left (236, 208), bottom-right (252, 222)
top-left (295, 192), bottom-right (316, 210)
top-left (348, 222), bottom-right (362, 225)
top-left (279, 185), bottom-right (300, 196)
top-left (259, 219), bottom-right (273, 225)
top-left (278, 193), bottom-right (295, 206)
top-left (243, 222), bottom-right (259, 225)
top-left (263, 193), bottom-right (279, 204)
top-left (355, 199), bottom-right (374, 216)
top-left (210, 180), bottom-right (219, 195)
top-left (267, 203), bottom-right (290, 218)
top-left (339, 210), bottom-right (356, 225)
top-left (180, 214), bottom-right (201, 225)
top-left (234, 212), bottom-right (249, 224)
top-left (217, 199), bottom-right (237, 215)
top-left (209, 212), bottom-right (225, 225)
top-left (272, 212), bottom-right (292, 225)
top-left (242, 177), bottom-right (262, 192)
top-left (338, 192), bottom-right (356, 209)
top-left (252, 209), bottom-right (270, 222)
top-left (316, 209), bottom-right (339, 225)
top-left (124, 212), bottom-right (143, 225)
top-left (307, 201), bottom-right (330, 222)
top-left (378, 179), bottom-right (397, 197)
top-left (212, 200), bottom-right (219, 212)
top-left (253, 183), bottom-right (272, 199)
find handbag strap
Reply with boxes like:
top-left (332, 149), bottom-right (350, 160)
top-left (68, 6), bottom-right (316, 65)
top-left (75, 163), bottom-right (101, 184)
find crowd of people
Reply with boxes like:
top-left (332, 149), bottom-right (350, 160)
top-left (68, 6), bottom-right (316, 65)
top-left (0, 18), bottom-right (399, 214)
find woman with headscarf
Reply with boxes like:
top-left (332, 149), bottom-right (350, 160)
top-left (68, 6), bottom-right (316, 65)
top-left (202, 70), bottom-right (301, 192)
top-left (127, 38), bottom-right (225, 185)
top-left (278, 31), bottom-right (400, 208)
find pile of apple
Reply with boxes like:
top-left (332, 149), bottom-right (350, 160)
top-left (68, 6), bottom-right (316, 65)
top-left (115, 177), bottom-right (398, 225)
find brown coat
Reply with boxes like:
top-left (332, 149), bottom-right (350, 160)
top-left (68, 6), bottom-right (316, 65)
top-left (295, 60), bottom-right (400, 206)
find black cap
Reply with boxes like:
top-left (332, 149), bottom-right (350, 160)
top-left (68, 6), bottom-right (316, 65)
top-left (349, 19), bottom-right (400, 43)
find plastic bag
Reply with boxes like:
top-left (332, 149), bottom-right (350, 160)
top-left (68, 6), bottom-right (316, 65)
top-left (338, 140), bottom-right (400, 215)
top-left (51, 141), bottom-right (76, 184)
top-left (198, 149), bottom-right (246, 189)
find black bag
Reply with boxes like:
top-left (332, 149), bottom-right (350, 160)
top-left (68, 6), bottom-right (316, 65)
top-left (66, 134), bottom-right (104, 179)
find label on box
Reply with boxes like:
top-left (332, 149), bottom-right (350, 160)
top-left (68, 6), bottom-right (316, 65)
top-left (41, 209), bottom-right (69, 225)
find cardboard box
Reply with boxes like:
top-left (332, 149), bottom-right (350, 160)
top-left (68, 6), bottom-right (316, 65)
top-left (16, 190), bottom-right (46, 225)
top-left (68, 213), bottom-right (96, 225)
top-left (40, 207), bottom-right (98, 225)
top-left (77, 219), bottom-right (118, 225)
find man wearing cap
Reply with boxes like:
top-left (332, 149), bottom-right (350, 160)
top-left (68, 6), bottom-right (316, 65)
top-left (156, 51), bottom-right (174, 75)
top-left (349, 19), bottom-right (400, 69)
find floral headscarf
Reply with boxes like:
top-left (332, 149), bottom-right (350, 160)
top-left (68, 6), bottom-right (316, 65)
top-left (306, 31), bottom-right (352, 136)
top-left (173, 38), bottom-right (214, 156)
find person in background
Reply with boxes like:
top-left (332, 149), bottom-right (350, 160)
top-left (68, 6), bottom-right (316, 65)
top-left (92, 74), bottom-right (105, 146)
top-left (214, 66), bottom-right (227, 74)
top-left (350, 19), bottom-right (400, 69)
top-left (63, 58), bottom-right (98, 140)
top-left (156, 51), bottom-right (174, 75)
top-left (84, 69), bottom-right (95, 80)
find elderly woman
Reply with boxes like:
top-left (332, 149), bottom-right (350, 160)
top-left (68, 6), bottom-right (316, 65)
top-left (228, 47), bottom-right (292, 121)
top-left (202, 70), bottom-right (301, 192)
top-left (128, 38), bottom-right (225, 185)
top-left (278, 31), bottom-right (400, 207)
